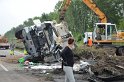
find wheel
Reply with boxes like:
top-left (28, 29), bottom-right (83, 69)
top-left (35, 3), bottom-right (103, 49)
top-left (116, 46), bottom-right (124, 56)
top-left (15, 29), bottom-right (23, 39)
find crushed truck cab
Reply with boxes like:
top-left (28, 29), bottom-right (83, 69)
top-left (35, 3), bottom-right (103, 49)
top-left (15, 21), bottom-right (72, 62)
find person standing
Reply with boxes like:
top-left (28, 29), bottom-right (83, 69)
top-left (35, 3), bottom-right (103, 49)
top-left (10, 43), bottom-right (15, 55)
top-left (24, 48), bottom-right (28, 55)
top-left (61, 37), bottom-right (75, 82)
top-left (87, 37), bottom-right (93, 47)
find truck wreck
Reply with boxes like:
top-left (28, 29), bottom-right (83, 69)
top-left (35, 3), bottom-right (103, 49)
top-left (15, 21), bottom-right (72, 62)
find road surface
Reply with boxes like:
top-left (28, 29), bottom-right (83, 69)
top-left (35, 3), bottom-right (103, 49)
top-left (0, 49), bottom-right (43, 82)
top-left (0, 49), bottom-right (89, 82)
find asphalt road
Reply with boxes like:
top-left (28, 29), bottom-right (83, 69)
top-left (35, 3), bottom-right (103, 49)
top-left (0, 49), bottom-right (42, 82)
top-left (0, 49), bottom-right (89, 82)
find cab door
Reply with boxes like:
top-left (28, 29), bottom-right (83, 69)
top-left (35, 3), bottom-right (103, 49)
top-left (106, 24), bottom-right (117, 40)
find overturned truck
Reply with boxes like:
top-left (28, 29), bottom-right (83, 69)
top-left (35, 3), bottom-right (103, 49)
top-left (15, 21), bottom-right (72, 62)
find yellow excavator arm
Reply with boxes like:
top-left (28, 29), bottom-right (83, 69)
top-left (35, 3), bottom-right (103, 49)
top-left (59, 0), bottom-right (71, 20)
top-left (60, 0), bottom-right (107, 23)
top-left (82, 0), bottom-right (107, 23)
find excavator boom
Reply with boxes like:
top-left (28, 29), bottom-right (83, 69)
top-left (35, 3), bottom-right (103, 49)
top-left (82, 0), bottom-right (107, 23)
top-left (60, 0), bottom-right (107, 23)
top-left (59, 0), bottom-right (124, 57)
top-left (59, 0), bottom-right (71, 20)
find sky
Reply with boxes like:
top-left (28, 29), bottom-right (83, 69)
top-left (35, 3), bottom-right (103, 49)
top-left (0, 0), bottom-right (60, 35)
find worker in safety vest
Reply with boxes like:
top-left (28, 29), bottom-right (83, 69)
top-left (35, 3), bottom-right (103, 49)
top-left (87, 37), bottom-right (93, 47)
top-left (10, 50), bottom-right (14, 55)
top-left (10, 43), bottom-right (15, 55)
top-left (24, 49), bottom-right (28, 55)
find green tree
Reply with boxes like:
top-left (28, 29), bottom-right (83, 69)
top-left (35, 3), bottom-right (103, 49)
top-left (23, 18), bottom-right (34, 27)
top-left (118, 19), bottom-right (124, 30)
top-left (4, 0), bottom-right (124, 42)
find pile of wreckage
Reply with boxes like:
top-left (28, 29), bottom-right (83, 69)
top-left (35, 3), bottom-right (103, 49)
top-left (18, 46), bottom-right (124, 82)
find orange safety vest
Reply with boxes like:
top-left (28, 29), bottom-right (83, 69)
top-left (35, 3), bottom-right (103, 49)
top-left (88, 39), bottom-right (93, 47)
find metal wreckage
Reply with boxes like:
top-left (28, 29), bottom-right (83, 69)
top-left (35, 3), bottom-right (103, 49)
top-left (15, 20), bottom-right (72, 62)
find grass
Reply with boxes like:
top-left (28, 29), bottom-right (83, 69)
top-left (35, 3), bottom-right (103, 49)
top-left (76, 40), bottom-right (83, 47)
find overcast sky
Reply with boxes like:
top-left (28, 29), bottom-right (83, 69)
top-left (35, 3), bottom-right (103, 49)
top-left (0, 0), bottom-right (60, 35)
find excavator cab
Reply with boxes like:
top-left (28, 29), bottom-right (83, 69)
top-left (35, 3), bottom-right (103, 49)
top-left (93, 23), bottom-right (117, 41)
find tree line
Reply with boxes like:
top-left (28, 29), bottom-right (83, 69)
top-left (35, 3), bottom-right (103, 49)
top-left (4, 0), bottom-right (124, 42)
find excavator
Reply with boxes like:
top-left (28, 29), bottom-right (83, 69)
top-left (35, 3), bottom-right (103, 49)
top-left (59, 0), bottom-right (124, 56)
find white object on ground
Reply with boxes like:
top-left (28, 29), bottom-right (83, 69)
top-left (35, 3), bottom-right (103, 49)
top-left (73, 64), bottom-right (80, 71)
top-left (25, 63), bottom-right (62, 70)
top-left (80, 60), bottom-right (90, 69)
top-left (73, 60), bottom-right (90, 71)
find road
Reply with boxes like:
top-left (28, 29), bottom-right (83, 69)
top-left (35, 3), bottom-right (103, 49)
top-left (0, 49), bottom-right (42, 82)
top-left (0, 49), bottom-right (89, 82)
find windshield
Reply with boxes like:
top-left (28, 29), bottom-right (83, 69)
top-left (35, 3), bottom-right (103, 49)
top-left (107, 25), bottom-right (117, 36)
top-left (107, 25), bottom-right (117, 40)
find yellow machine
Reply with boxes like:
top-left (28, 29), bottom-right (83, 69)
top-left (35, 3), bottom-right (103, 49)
top-left (93, 23), bottom-right (124, 44)
top-left (117, 30), bottom-right (124, 39)
top-left (59, 0), bottom-right (124, 56)
top-left (60, 0), bottom-right (124, 42)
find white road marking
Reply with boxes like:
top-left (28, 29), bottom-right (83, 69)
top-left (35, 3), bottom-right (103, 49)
top-left (0, 63), bottom-right (9, 71)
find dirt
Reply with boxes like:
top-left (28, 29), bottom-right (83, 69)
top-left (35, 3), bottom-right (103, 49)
top-left (74, 46), bottom-right (124, 77)
top-left (0, 55), bottom-right (24, 63)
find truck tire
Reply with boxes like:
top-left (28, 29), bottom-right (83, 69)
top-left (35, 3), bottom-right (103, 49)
top-left (15, 29), bottom-right (23, 39)
top-left (116, 46), bottom-right (124, 56)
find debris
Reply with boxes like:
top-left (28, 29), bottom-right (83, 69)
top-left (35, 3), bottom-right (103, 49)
top-left (15, 46), bottom-right (124, 82)
top-left (40, 70), bottom-right (47, 74)
top-left (73, 64), bottom-right (80, 71)
top-left (18, 57), bottom-right (24, 63)
top-left (97, 75), bottom-right (124, 82)
top-left (25, 63), bottom-right (61, 70)
top-left (24, 61), bottom-right (30, 66)
top-left (116, 65), bottom-right (124, 70)
top-left (73, 60), bottom-right (90, 72)
top-left (80, 60), bottom-right (90, 69)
